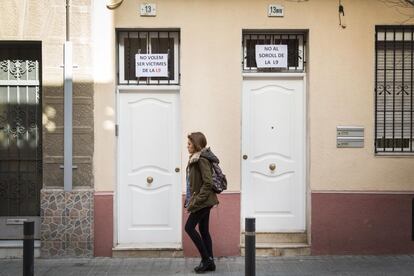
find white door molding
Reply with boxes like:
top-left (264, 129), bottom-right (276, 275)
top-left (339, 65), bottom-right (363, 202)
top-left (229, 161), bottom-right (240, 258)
top-left (242, 76), bottom-right (307, 232)
top-left (116, 89), bottom-right (181, 248)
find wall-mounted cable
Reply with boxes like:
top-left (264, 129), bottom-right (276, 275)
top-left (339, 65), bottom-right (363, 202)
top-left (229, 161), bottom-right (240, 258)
top-left (339, 0), bottom-right (347, 29)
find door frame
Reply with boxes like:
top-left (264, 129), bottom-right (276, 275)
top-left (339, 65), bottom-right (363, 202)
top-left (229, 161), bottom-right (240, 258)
top-left (115, 85), bottom-right (182, 247)
top-left (0, 41), bottom-right (43, 242)
top-left (240, 72), bottom-right (309, 233)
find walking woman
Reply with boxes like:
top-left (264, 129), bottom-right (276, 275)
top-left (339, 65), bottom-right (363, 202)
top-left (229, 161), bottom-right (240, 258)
top-left (185, 132), bottom-right (219, 273)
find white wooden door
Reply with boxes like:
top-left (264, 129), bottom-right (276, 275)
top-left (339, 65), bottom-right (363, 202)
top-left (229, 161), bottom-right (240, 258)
top-left (242, 76), bottom-right (306, 232)
top-left (118, 90), bottom-right (181, 247)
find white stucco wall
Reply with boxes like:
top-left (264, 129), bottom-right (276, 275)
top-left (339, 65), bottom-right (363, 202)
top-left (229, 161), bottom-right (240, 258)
top-left (93, 0), bottom-right (414, 193)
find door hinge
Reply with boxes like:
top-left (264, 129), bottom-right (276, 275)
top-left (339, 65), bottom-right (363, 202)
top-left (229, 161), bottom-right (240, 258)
top-left (115, 124), bottom-right (119, 136)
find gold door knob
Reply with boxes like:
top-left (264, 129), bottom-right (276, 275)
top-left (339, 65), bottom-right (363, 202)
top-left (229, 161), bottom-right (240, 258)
top-left (147, 176), bottom-right (153, 184)
top-left (269, 163), bottom-right (276, 171)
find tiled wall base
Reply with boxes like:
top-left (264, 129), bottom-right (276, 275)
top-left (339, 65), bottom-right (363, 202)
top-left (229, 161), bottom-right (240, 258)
top-left (40, 189), bottom-right (94, 257)
top-left (311, 192), bottom-right (414, 255)
top-left (94, 192), bottom-right (113, 257)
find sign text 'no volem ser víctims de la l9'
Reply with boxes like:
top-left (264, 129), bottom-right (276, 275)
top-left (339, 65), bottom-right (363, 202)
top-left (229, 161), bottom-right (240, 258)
top-left (255, 45), bottom-right (288, 68)
top-left (135, 54), bottom-right (168, 77)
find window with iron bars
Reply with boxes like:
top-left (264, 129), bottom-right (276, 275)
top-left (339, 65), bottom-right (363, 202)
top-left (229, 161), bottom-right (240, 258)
top-left (375, 26), bottom-right (414, 154)
top-left (118, 30), bottom-right (180, 85)
top-left (242, 31), bottom-right (306, 73)
top-left (0, 41), bottom-right (42, 216)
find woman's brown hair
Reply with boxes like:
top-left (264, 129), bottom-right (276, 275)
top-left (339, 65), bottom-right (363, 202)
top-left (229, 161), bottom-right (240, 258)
top-left (187, 132), bottom-right (207, 152)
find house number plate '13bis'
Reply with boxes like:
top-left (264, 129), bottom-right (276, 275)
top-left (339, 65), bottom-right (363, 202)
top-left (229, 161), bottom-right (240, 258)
top-left (268, 4), bottom-right (284, 17)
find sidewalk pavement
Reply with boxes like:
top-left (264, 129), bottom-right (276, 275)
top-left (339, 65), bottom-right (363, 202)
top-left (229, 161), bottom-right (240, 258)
top-left (1, 255), bottom-right (414, 276)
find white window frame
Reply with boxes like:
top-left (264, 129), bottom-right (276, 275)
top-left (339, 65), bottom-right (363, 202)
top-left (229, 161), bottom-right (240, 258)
top-left (375, 26), bottom-right (414, 154)
top-left (243, 32), bottom-right (305, 72)
top-left (118, 31), bottom-right (180, 85)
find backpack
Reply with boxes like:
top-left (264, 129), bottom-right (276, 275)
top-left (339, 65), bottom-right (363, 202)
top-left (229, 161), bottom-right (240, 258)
top-left (211, 162), bottom-right (227, 194)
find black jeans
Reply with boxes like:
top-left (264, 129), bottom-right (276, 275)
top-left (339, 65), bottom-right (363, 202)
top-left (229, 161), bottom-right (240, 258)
top-left (185, 206), bottom-right (213, 260)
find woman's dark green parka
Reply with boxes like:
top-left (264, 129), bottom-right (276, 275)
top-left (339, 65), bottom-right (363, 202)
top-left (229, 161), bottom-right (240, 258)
top-left (186, 148), bottom-right (219, 213)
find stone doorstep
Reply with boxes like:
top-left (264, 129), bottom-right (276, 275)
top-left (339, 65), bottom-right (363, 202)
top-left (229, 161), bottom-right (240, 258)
top-left (241, 243), bottom-right (311, 257)
top-left (240, 232), bottom-right (308, 245)
top-left (112, 247), bottom-right (184, 258)
top-left (240, 233), bottom-right (310, 257)
top-left (0, 240), bottom-right (41, 259)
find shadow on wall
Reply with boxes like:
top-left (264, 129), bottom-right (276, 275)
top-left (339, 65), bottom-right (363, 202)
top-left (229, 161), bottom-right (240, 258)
top-left (42, 82), bottom-right (95, 188)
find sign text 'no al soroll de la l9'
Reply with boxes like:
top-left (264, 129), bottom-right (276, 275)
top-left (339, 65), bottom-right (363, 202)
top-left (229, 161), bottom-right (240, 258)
top-left (135, 54), bottom-right (168, 77)
top-left (255, 45), bottom-right (288, 68)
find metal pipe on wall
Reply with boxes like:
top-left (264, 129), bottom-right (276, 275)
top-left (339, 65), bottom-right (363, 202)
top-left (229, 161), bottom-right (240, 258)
top-left (66, 0), bottom-right (70, 42)
top-left (64, 0), bottom-right (73, 191)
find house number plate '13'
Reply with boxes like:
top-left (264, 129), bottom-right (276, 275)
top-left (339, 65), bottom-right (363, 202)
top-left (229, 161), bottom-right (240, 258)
top-left (140, 3), bottom-right (156, 16)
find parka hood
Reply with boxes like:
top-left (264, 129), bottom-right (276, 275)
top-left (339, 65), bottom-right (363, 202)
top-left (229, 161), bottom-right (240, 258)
top-left (200, 147), bottom-right (220, 163)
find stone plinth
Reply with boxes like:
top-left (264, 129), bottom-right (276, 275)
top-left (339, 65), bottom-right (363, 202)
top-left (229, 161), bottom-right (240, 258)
top-left (40, 189), bottom-right (94, 257)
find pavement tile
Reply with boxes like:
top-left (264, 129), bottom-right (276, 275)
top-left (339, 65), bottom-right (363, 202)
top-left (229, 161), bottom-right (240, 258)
top-left (0, 255), bottom-right (414, 276)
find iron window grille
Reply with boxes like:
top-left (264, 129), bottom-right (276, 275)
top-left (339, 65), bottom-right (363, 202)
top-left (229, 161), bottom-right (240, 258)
top-left (0, 42), bottom-right (42, 216)
top-left (375, 26), bottom-right (414, 154)
top-left (242, 31), bottom-right (306, 73)
top-left (117, 30), bottom-right (180, 85)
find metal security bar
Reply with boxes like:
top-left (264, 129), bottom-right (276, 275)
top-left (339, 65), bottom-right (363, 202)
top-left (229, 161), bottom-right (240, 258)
top-left (242, 31), bottom-right (306, 73)
top-left (0, 42), bottom-right (42, 216)
top-left (117, 30), bottom-right (180, 85)
top-left (375, 26), bottom-right (414, 154)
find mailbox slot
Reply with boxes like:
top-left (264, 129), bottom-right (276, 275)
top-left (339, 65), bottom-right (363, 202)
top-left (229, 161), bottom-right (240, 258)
top-left (337, 126), bottom-right (364, 148)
